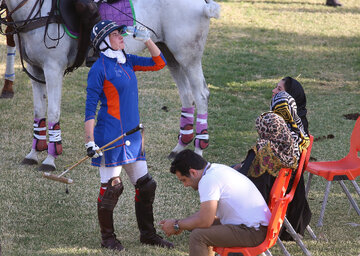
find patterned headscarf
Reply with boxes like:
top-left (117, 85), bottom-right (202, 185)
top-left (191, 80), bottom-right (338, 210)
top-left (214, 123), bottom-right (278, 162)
top-left (271, 91), bottom-right (309, 155)
top-left (248, 112), bottom-right (299, 178)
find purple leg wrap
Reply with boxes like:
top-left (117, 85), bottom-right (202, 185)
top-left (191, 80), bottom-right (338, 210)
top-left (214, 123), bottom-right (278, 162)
top-left (194, 113), bottom-right (209, 150)
top-left (48, 122), bottom-right (62, 158)
top-left (32, 118), bottom-right (48, 151)
top-left (178, 107), bottom-right (195, 146)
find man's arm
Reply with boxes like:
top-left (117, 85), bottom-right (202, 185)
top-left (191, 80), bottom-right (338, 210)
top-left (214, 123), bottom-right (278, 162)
top-left (160, 200), bottom-right (218, 236)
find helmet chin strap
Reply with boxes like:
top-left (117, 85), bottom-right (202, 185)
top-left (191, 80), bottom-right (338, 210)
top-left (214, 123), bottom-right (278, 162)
top-left (99, 40), bottom-right (116, 52)
top-left (99, 36), bottom-right (126, 64)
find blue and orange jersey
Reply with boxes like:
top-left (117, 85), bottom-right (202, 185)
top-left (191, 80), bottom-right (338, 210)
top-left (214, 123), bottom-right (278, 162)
top-left (85, 52), bottom-right (166, 167)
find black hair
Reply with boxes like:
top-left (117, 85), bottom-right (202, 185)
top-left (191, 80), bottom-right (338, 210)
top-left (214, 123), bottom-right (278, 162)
top-left (170, 149), bottom-right (207, 177)
top-left (282, 76), bottom-right (293, 91)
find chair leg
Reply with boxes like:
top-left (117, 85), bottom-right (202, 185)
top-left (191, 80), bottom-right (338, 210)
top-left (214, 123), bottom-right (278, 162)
top-left (283, 217), bottom-right (312, 256)
top-left (351, 180), bottom-right (360, 196)
top-left (277, 237), bottom-right (291, 256)
top-left (306, 225), bottom-right (317, 240)
top-left (317, 181), bottom-right (331, 227)
top-left (305, 173), bottom-right (313, 197)
top-left (338, 180), bottom-right (360, 216)
top-left (265, 250), bottom-right (273, 256)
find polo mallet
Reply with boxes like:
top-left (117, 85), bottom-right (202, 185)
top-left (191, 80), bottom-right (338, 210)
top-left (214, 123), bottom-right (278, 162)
top-left (42, 124), bottom-right (143, 184)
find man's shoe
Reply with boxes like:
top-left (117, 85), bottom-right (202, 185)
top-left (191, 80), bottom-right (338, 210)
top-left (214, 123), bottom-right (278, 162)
top-left (140, 233), bottom-right (174, 249)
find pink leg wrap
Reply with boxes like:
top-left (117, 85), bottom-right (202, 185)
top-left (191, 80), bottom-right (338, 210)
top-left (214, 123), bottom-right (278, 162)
top-left (32, 118), bottom-right (48, 151)
top-left (178, 107), bottom-right (195, 146)
top-left (194, 113), bottom-right (209, 150)
top-left (48, 122), bottom-right (62, 158)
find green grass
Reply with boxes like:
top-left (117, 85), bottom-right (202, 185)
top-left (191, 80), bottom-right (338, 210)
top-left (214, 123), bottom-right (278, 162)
top-left (1, 0), bottom-right (360, 255)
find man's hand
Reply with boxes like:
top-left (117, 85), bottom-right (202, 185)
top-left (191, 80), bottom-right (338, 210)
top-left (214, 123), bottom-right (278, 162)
top-left (159, 219), bottom-right (182, 236)
top-left (85, 141), bottom-right (103, 158)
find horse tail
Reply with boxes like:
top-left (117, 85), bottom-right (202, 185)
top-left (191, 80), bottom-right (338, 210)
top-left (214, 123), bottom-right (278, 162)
top-left (203, 0), bottom-right (221, 19)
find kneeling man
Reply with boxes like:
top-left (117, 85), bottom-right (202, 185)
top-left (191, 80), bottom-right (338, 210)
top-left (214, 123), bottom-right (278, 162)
top-left (160, 149), bottom-right (271, 256)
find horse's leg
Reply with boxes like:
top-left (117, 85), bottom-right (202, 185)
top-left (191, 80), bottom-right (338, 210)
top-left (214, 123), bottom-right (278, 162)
top-left (0, 14), bottom-right (16, 99)
top-left (39, 63), bottom-right (64, 171)
top-left (167, 65), bottom-right (196, 159)
top-left (155, 42), bottom-right (196, 159)
top-left (182, 61), bottom-right (210, 156)
top-left (167, 60), bottom-right (209, 158)
top-left (159, 50), bottom-right (209, 159)
top-left (21, 66), bottom-right (47, 165)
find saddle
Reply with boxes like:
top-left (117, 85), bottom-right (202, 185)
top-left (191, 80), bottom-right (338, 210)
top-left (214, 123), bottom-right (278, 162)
top-left (57, 0), bottom-right (101, 73)
top-left (58, 0), bottom-right (100, 37)
top-left (58, 0), bottom-right (81, 36)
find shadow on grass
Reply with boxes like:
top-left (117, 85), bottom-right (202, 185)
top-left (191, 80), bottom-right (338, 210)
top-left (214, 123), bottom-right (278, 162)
top-left (259, 5), bottom-right (360, 14)
top-left (240, 0), bottom-right (324, 6)
top-left (203, 25), bottom-right (360, 89)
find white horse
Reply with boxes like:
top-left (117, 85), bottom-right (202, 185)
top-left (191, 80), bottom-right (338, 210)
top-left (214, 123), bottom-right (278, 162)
top-left (4, 0), bottom-right (220, 171)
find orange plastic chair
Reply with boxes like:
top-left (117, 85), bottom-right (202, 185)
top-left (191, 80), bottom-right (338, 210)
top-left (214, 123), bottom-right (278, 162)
top-left (305, 117), bottom-right (360, 226)
top-left (213, 167), bottom-right (293, 256)
top-left (279, 149), bottom-right (313, 256)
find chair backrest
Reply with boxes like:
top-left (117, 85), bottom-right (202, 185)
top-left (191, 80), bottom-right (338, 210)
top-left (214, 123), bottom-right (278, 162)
top-left (265, 149), bottom-right (306, 249)
top-left (304, 135), bottom-right (314, 171)
top-left (258, 168), bottom-right (294, 250)
top-left (268, 148), bottom-right (307, 210)
top-left (349, 117), bottom-right (360, 158)
top-left (268, 168), bottom-right (292, 212)
top-left (287, 148), bottom-right (307, 201)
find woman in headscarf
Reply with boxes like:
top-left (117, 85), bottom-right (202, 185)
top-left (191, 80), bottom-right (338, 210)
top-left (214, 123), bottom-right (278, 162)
top-left (237, 112), bottom-right (298, 202)
top-left (271, 95), bottom-right (309, 159)
top-left (273, 76), bottom-right (309, 134)
top-left (271, 77), bottom-right (312, 240)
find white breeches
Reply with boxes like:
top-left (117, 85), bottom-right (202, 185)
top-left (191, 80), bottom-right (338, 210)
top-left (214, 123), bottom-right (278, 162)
top-left (99, 158), bottom-right (148, 185)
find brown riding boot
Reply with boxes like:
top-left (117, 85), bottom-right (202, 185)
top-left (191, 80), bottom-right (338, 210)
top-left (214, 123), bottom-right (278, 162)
top-left (135, 174), bottom-right (174, 249)
top-left (97, 177), bottom-right (124, 251)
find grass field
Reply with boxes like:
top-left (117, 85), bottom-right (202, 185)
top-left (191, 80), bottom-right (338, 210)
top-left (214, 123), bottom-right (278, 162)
top-left (0, 0), bottom-right (359, 255)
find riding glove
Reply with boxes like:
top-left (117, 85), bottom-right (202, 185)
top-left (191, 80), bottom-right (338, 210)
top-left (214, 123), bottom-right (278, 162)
top-left (85, 141), bottom-right (103, 158)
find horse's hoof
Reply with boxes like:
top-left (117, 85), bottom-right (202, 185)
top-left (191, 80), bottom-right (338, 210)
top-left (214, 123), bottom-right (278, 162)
top-left (168, 151), bottom-right (178, 160)
top-left (21, 158), bottom-right (38, 165)
top-left (38, 164), bottom-right (56, 172)
top-left (0, 91), bottom-right (14, 98)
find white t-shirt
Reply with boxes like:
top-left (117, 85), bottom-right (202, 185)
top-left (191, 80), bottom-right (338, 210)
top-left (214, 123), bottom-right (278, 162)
top-left (199, 163), bottom-right (271, 228)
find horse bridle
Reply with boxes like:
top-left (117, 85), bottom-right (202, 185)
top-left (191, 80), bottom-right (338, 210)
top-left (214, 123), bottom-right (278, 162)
top-left (0, 0), bottom-right (62, 84)
top-left (6, 0), bottom-right (31, 18)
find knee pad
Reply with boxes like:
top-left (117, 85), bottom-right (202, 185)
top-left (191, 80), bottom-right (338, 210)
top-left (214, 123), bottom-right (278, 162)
top-left (135, 173), bottom-right (156, 203)
top-left (98, 177), bottom-right (124, 211)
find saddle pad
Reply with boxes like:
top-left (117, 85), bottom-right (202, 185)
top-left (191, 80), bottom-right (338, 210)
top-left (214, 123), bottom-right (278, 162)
top-left (98, 0), bottom-right (135, 27)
